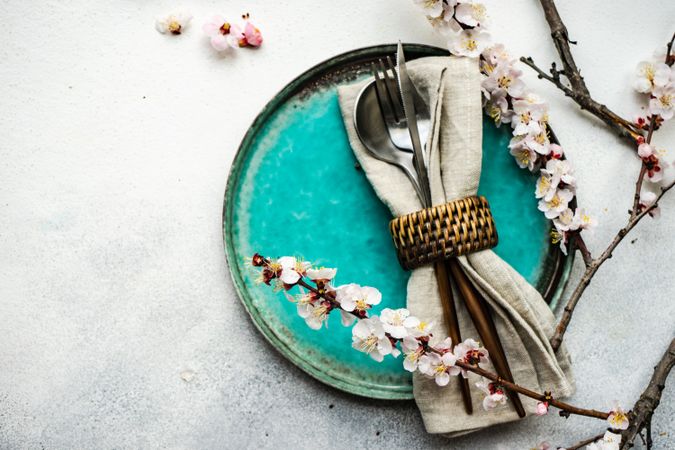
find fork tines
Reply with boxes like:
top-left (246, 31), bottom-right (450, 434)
top-left (371, 57), bottom-right (405, 124)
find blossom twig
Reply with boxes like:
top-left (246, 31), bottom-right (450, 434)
top-left (620, 338), bottom-right (675, 449)
top-left (522, 0), bottom-right (647, 144)
top-left (250, 254), bottom-right (622, 424)
top-left (549, 178), bottom-right (675, 351)
top-left (452, 359), bottom-right (609, 420)
top-left (548, 35), bottom-right (675, 351)
top-left (565, 433), bottom-right (605, 450)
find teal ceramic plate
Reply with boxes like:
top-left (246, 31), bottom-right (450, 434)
top-left (223, 44), bottom-right (573, 400)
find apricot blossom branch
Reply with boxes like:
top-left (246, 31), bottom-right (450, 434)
top-left (249, 253), bottom-right (630, 426)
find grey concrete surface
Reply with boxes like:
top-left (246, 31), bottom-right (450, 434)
top-left (1, 0), bottom-right (674, 449)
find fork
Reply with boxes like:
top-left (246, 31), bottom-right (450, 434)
top-left (371, 57), bottom-right (432, 157)
top-left (372, 56), bottom-right (526, 418)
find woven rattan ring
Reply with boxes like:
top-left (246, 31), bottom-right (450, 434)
top-left (389, 195), bottom-right (498, 271)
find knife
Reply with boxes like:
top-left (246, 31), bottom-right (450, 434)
top-left (396, 42), bottom-right (431, 208)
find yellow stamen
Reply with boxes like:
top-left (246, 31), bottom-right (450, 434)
top-left (355, 299), bottom-right (368, 311)
top-left (497, 75), bottom-right (512, 88)
top-left (518, 150), bottom-right (530, 165)
top-left (168, 20), bottom-right (181, 34)
top-left (359, 335), bottom-right (378, 353)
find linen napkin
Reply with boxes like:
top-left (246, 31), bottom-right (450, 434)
top-left (337, 56), bottom-right (575, 436)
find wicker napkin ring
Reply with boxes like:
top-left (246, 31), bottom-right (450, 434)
top-left (389, 195), bottom-right (498, 271)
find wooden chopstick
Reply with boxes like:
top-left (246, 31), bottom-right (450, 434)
top-left (447, 258), bottom-right (527, 418)
top-left (434, 261), bottom-right (473, 414)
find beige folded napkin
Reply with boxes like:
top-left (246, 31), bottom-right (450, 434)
top-left (337, 55), bottom-right (575, 436)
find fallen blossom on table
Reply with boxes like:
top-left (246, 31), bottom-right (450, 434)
top-left (155, 12), bottom-right (192, 35)
top-left (238, 14), bottom-right (263, 48)
top-left (202, 15), bottom-right (241, 51)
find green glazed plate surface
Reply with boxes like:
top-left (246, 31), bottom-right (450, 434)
top-left (223, 44), bottom-right (572, 400)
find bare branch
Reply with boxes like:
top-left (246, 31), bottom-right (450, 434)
top-left (565, 433), bottom-right (605, 450)
top-left (620, 338), bottom-right (675, 449)
top-left (550, 180), bottom-right (675, 351)
top-left (524, 0), bottom-right (645, 145)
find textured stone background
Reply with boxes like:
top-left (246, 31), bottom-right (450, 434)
top-left (1, 0), bottom-right (674, 448)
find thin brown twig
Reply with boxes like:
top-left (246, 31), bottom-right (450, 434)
top-left (548, 40), bottom-right (673, 351)
top-left (292, 268), bottom-right (610, 421)
top-left (550, 179), bottom-right (675, 351)
top-left (521, 1), bottom-right (668, 145)
top-left (453, 359), bottom-right (609, 420)
top-left (631, 116), bottom-right (658, 218)
top-left (620, 338), bottom-right (675, 449)
top-left (565, 433), bottom-right (606, 450)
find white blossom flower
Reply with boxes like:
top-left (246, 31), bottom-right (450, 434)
top-left (521, 128), bottom-right (552, 156)
top-left (336, 284), bottom-right (381, 313)
top-left (549, 143), bottom-right (564, 158)
top-left (649, 86), bottom-right (674, 120)
top-left (481, 43), bottom-right (511, 68)
top-left (298, 300), bottom-right (330, 330)
top-left (454, 3), bottom-right (488, 27)
top-left (434, 336), bottom-right (454, 351)
top-left (509, 139), bottom-right (538, 171)
top-left (542, 158), bottom-right (576, 190)
top-left (453, 338), bottom-right (489, 377)
top-left (275, 256), bottom-right (310, 285)
top-left (586, 431), bottom-right (622, 450)
top-left (413, 0), bottom-right (445, 18)
top-left (476, 378), bottom-right (507, 410)
top-left (351, 317), bottom-right (393, 362)
top-left (537, 188), bottom-right (574, 219)
top-left (202, 15), bottom-right (241, 51)
top-left (633, 61), bottom-right (671, 93)
top-left (573, 208), bottom-right (597, 231)
top-left (484, 89), bottom-right (513, 125)
top-left (481, 64), bottom-right (526, 98)
top-left (426, 4), bottom-right (461, 34)
top-left (520, 92), bottom-right (549, 108)
top-left (403, 316), bottom-right (434, 338)
top-left (640, 189), bottom-right (661, 218)
top-left (535, 401), bottom-right (549, 416)
top-left (553, 208), bottom-right (576, 232)
top-left (306, 267), bottom-right (337, 282)
top-left (646, 154), bottom-right (669, 183)
top-left (535, 173), bottom-right (556, 201)
top-left (401, 336), bottom-right (424, 372)
top-left (340, 310), bottom-right (356, 326)
top-left (551, 228), bottom-right (568, 254)
top-left (380, 308), bottom-right (415, 339)
top-left (448, 28), bottom-right (491, 58)
top-left (638, 142), bottom-right (655, 158)
top-left (155, 12), bottom-right (192, 35)
top-left (607, 404), bottom-right (630, 430)
top-left (418, 351), bottom-right (460, 386)
top-left (511, 100), bottom-right (545, 136)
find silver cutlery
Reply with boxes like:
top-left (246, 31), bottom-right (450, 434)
top-left (399, 42), bottom-right (526, 418)
top-left (353, 70), bottom-right (426, 203)
top-left (352, 44), bottom-right (527, 418)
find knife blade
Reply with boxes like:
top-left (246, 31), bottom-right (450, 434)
top-left (396, 41), bottom-right (431, 207)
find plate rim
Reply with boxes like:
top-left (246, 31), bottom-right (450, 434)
top-left (222, 43), bottom-right (574, 400)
